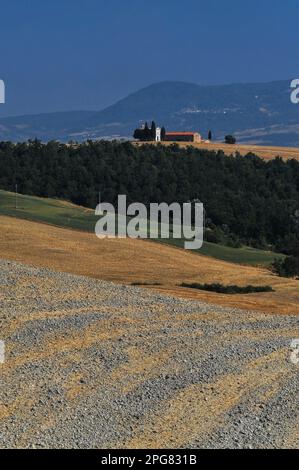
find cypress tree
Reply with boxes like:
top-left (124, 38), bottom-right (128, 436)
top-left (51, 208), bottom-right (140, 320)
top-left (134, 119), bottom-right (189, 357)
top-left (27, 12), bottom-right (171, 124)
top-left (144, 122), bottom-right (151, 141)
top-left (151, 121), bottom-right (156, 141)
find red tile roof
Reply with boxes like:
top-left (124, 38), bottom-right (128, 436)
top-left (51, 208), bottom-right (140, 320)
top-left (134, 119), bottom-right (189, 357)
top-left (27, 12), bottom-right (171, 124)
top-left (165, 132), bottom-right (198, 136)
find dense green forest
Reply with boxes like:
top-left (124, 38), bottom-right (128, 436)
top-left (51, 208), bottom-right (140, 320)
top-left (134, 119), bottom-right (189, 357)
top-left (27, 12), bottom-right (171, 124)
top-left (0, 140), bottom-right (298, 258)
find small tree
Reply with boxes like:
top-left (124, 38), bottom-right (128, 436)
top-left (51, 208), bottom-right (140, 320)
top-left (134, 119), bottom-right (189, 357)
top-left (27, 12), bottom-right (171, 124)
top-left (144, 122), bottom-right (152, 141)
top-left (208, 130), bottom-right (212, 141)
top-left (133, 129), bottom-right (142, 140)
top-left (161, 126), bottom-right (166, 141)
top-left (150, 121), bottom-right (156, 141)
top-left (225, 135), bottom-right (236, 144)
top-left (272, 256), bottom-right (299, 278)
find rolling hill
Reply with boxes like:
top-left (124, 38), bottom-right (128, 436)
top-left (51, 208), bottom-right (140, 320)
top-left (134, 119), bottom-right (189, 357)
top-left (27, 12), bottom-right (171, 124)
top-left (0, 189), bottom-right (295, 316)
top-left (0, 214), bottom-right (297, 315)
top-left (0, 80), bottom-right (299, 145)
top-left (0, 189), bottom-right (284, 266)
top-left (142, 141), bottom-right (299, 161)
top-left (1, 258), bottom-right (299, 448)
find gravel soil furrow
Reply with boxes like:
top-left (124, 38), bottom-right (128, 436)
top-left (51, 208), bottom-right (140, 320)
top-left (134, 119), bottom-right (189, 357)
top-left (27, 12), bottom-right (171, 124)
top-left (0, 259), bottom-right (298, 449)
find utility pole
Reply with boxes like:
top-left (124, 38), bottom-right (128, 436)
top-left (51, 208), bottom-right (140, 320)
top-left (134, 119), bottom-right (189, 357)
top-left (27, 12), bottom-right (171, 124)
top-left (15, 184), bottom-right (18, 210)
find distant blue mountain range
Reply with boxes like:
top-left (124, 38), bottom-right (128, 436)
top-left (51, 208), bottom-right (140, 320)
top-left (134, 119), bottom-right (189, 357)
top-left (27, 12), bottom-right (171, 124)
top-left (0, 80), bottom-right (298, 146)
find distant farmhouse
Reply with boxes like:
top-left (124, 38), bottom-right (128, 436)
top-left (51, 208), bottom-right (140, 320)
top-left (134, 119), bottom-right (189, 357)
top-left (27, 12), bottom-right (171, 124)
top-left (133, 122), bottom-right (202, 143)
top-left (163, 131), bottom-right (201, 143)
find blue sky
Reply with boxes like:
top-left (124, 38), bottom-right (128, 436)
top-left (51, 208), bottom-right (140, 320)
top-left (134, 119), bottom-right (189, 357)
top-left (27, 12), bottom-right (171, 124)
top-left (0, 0), bottom-right (298, 116)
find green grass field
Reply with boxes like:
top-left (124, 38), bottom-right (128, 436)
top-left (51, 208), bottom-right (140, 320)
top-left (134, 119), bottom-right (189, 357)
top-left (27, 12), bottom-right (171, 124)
top-left (0, 190), bottom-right (98, 231)
top-left (0, 189), bottom-right (284, 266)
top-left (158, 238), bottom-right (284, 266)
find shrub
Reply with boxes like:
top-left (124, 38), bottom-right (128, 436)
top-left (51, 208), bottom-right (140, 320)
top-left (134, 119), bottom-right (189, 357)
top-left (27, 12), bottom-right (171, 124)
top-left (180, 282), bottom-right (274, 294)
top-left (225, 135), bottom-right (236, 144)
top-left (272, 256), bottom-right (299, 278)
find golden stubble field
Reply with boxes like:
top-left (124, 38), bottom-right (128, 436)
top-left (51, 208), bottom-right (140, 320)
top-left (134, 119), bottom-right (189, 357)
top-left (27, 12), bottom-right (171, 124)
top-left (0, 215), bottom-right (298, 315)
top-left (137, 141), bottom-right (299, 161)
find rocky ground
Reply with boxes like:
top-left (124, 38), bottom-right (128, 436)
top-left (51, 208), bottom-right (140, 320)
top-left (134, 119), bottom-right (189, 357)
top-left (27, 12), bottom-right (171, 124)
top-left (0, 259), bottom-right (299, 449)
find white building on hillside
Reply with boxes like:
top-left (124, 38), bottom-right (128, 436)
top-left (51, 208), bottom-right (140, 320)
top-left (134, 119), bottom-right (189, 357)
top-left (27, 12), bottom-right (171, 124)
top-left (155, 127), bottom-right (161, 142)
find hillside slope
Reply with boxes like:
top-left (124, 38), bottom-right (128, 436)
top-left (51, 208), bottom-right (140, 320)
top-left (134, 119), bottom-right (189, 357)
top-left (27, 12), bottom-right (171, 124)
top-left (145, 141), bottom-right (299, 161)
top-left (0, 190), bottom-right (284, 266)
top-left (0, 215), bottom-right (297, 315)
top-left (1, 259), bottom-right (299, 448)
top-left (0, 80), bottom-right (298, 145)
top-left (87, 80), bottom-right (299, 145)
